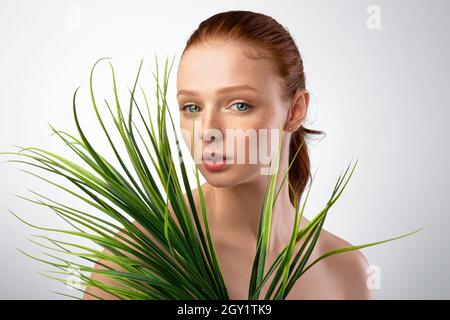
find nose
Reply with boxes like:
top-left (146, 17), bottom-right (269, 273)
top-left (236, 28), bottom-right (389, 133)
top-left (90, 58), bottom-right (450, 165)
top-left (198, 106), bottom-right (223, 143)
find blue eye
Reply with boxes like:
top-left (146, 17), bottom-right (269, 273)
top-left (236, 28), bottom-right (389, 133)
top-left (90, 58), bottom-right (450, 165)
top-left (231, 102), bottom-right (252, 112)
top-left (182, 104), bottom-right (201, 113)
top-left (182, 102), bottom-right (253, 113)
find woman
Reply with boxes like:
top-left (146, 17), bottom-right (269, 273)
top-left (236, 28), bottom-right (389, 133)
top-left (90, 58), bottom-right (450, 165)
top-left (84, 10), bottom-right (373, 300)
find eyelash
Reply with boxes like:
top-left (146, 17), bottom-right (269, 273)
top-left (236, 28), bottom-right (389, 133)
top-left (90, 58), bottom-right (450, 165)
top-left (181, 101), bottom-right (253, 113)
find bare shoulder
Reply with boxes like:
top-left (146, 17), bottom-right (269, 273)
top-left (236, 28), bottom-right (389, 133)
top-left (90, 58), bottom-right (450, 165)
top-left (83, 220), bottom-right (157, 300)
top-left (317, 228), bottom-right (374, 300)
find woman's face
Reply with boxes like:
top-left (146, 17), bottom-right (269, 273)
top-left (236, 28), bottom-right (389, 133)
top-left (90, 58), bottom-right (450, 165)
top-left (176, 40), bottom-right (290, 188)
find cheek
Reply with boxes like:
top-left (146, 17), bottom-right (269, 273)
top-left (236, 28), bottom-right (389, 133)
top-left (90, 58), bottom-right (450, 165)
top-left (226, 108), bottom-right (281, 131)
top-left (242, 109), bottom-right (285, 160)
top-left (237, 112), bottom-right (284, 150)
top-left (251, 104), bottom-right (285, 128)
top-left (225, 124), bottom-right (279, 165)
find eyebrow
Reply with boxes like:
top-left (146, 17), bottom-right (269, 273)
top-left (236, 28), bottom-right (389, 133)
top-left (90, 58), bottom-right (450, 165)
top-left (177, 84), bottom-right (257, 98)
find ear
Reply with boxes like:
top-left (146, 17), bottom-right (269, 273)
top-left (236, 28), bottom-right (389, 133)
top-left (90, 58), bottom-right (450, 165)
top-left (284, 89), bottom-right (309, 132)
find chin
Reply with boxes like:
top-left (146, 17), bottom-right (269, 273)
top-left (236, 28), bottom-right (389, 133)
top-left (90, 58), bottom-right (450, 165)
top-left (199, 165), bottom-right (259, 188)
top-left (201, 171), bottom-right (235, 188)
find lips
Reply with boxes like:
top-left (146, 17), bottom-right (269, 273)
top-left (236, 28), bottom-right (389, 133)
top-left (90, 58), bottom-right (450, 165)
top-left (201, 152), bottom-right (232, 172)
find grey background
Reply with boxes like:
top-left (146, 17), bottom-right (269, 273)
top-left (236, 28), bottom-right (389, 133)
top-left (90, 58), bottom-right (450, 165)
top-left (0, 0), bottom-right (449, 299)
